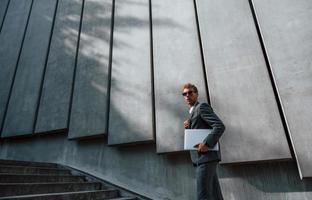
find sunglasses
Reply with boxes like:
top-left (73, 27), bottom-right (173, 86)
top-left (182, 91), bottom-right (194, 97)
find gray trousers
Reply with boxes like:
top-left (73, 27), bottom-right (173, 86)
top-left (195, 162), bottom-right (223, 200)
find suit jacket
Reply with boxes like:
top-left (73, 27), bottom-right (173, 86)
top-left (188, 102), bottom-right (225, 165)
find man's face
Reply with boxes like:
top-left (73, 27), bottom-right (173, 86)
top-left (182, 88), bottom-right (198, 106)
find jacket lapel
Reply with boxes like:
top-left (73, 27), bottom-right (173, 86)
top-left (189, 101), bottom-right (199, 119)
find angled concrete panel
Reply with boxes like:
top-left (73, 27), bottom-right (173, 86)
top-left (196, 0), bottom-right (291, 163)
top-left (0, 0), bottom-right (9, 29)
top-left (252, 0), bottom-right (312, 178)
top-left (2, 0), bottom-right (57, 137)
top-left (152, 0), bottom-right (207, 153)
top-left (35, 0), bottom-right (83, 133)
top-left (68, 0), bottom-right (112, 139)
top-left (0, 0), bottom-right (32, 135)
top-left (108, 0), bottom-right (153, 145)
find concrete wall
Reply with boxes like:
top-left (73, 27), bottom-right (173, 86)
top-left (252, 0), bottom-right (312, 179)
top-left (0, 0), bottom-right (10, 30)
top-left (2, 0), bottom-right (57, 137)
top-left (1, 0), bottom-right (312, 199)
top-left (68, 0), bottom-right (113, 139)
top-left (195, 0), bottom-right (291, 164)
top-left (1, 134), bottom-right (312, 200)
top-left (0, 0), bottom-right (33, 135)
top-left (109, 0), bottom-right (154, 145)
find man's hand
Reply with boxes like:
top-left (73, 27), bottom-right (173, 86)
top-left (184, 120), bottom-right (190, 129)
top-left (194, 143), bottom-right (209, 153)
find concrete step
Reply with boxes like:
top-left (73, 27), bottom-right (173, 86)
top-left (0, 160), bottom-right (58, 168)
top-left (0, 165), bottom-right (71, 175)
top-left (0, 182), bottom-right (102, 197)
top-left (0, 190), bottom-right (119, 200)
top-left (0, 174), bottom-right (85, 183)
top-left (0, 160), bottom-right (146, 200)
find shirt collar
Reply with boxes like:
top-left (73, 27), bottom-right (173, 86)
top-left (189, 101), bottom-right (198, 114)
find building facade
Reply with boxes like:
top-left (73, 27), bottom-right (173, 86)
top-left (0, 0), bottom-right (312, 199)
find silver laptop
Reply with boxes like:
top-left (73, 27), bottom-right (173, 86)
top-left (184, 129), bottom-right (219, 151)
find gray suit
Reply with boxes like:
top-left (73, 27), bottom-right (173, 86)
top-left (188, 101), bottom-right (225, 200)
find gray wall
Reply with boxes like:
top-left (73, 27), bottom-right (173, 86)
top-left (152, 0), bottom-right (207, 154)
top-left (109, 0), bottom-right (154, 145)
top-left (1, 0), bottom-right (312, 199)
top-left (0, 0), bottom-right (33, 135)
top-left (2, 0), bottom-right (57, 137)
top-left (1, 135), bottom-right (312, 200)
top-left (0, 0), bottom-right (9, 31)
top-left (195, 0), bottom-right (291, 164)
top-left (68, 0), bottom-right (113, 139)
top-left (252, 0), bottom-right (312, 179)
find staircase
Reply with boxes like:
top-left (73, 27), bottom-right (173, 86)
top-left (0, 160), bottom-right (139, 200)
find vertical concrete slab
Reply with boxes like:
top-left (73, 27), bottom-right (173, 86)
top-left (252, 0), bottom-right (312, 178)
top-left (196, 0), bottom-right (291, 163)
top-left (152, 0), bottom-right (207, 153)
top-left (0, 0), bottom-right (9, 29)
top-left (108, 0), bottom-right (153, 145)
top-left (68, 0), bottom-right (112, 139)
top-left (0, 0), bottom-right (32, 135)
top-left (35, 0), bottom-right (83, 133)
top-left (1, 0), bottom-right (57, 137)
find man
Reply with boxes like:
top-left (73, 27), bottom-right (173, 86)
top-left (182, 83), bottom-right (225, 200)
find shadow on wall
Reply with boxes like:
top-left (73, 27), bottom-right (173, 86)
top-left (0, 0), bottom-right (183, 138)
top-left (3, 1), bottom-right (312, 199)
top-left (108, 0), bottom-right (189, 143)
top-left (65, 0), bottom-right (187, 142)
top-left (0, 0), bottom-right (193, 147)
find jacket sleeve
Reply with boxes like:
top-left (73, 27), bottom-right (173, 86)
top-left (199, 103), bottom-right (225, 148)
